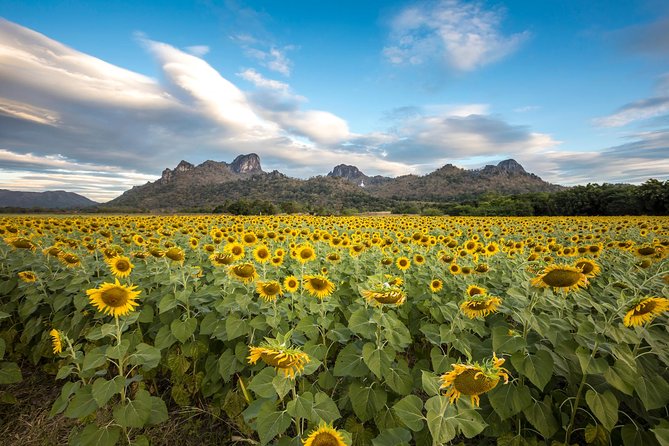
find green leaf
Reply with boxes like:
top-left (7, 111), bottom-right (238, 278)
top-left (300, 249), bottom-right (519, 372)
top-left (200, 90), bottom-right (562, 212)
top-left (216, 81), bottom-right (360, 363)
top-left (585, 424), bottom-right (608, 446)
top-left (621, 424), bottom-right (655, 446)
top-left (652, 420), bottom-right (669, 446)
top-left (72, 423), bottom-right (121, 446)
top-left (0, 338), bottom-right (5, 360)
top-left (634, 374), bottom-right (669, 411)
top-left (158, 293), bottom-right (177, 314)
top-left (313, 392), bottom-right (341, 423)
top-left (421, 370), bottom-right (441, 397)
top-left (154, 325), bottom-right (176, 350)
top-left (425, 396), bottom-right (456, 444)
top-left (385, 359), bottom-right (413, 395)
top-left (0, 362), bottom-right (22, 384)
top-left (492, 325), bottom-right (527, 354)
top-left (130, 343), bottom-right (162, 370)
top-left (256, 407), bottom-right (291, 445)
top-left (272, 374), bottom-right (294, 399)
top-left (171, 317), bottom-right (197, 344)
top-left (349, 382), bottom-right (386, 422)
top-left (488, 382), bottom-right (532, 421)
top-left (248, 367), bottom-right (278, 399)
top-left (585, 390), bottom-right (618, 432)
top-left (147, 394), bottom-right (168, 425)
top-left (603, 360), bottom-right (635, 395)
top-left (92, 376), bottom-right (124, 407)
top-left (510, 350), bottom-right (553, 391)
top-left (225, 314), bottom-right (248, 340)
top-left (333, 343), bottom-right (368, 377)
top-left (362, 342), bottom-right (392, 379)
top-left (64, 386), bottom-right (99, 419)
top-left (372, 427), bottom-right (412, 446)
top-left (105, 340), bottom-right (130, 360)
top-left (82, 347), bottom-right (107, 372)
top-left (576, 346), bottom-right (609, 375)
top-left (113, 389), bottom-right (153, 428)
top-left (286, 391), bottom-right (315, 421)
top-left (392, 395), bottom-right (425, 432)
top-left (348, 307), bottom-right (376, 339)
top-left (523, 396), bottom-right (558, 439)
top-left (218, 348), bottom-right (237, 382)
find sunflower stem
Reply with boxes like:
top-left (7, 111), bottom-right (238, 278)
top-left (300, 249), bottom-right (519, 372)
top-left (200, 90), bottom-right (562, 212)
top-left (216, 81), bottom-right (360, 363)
top-left (565, 339), bottom-right (599, 444)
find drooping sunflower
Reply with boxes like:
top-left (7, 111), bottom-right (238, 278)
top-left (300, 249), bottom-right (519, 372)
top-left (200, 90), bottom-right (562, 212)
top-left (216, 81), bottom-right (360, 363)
top-left (362, 284), bottom-right (407, 306)
top-left (460, 295), bottom-right (503, 319)
top-left (303, 275), bottom-right (335, 299)
top-left (4, 237), bottom-right (36, 251)
top-left (49, 329), bottom-right (62, 354)
top-left (229, 263), bottom-right (259, 284)
top-left (440, 353), bottom-right (510, 407)
top-left (164, 247), bottom-right (185, 263)
top-left (256, 280), bottom-right (283, 302)
top-left (303, 423), bottom-right (348, 446)
top-left (430, 279), bottom-right (443, 293)
top-left (531, 264), bottom-right (587, 293)
top-left (284, 275), bottom-right (300, 293)
top-left (573, 258), bottom-right (600, 278)
top-left (209, 252), bottom-right (235, 267)
top-left (396, 256), bottom-right (411, 271)
top-left (43, 245), bottom-right (62, 258)
top-left (247, 341), bottom-right (310, 379)
top-left (106, 255), bottom-right (134, 278)
top-left (86, 279), bottom-right (141, 317)
top-left (58, 252), bottom-right (81, 268)
top-left (623, 297), bottom-right (669, 327)
top-left (18, 271), bottom-right (38, 283)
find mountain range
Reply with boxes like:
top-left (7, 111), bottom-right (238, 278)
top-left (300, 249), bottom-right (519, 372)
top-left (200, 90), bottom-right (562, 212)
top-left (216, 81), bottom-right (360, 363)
top-left (103, 153), bottom-right (560, 211)
top-left (0, 189), bottom-right (98, 209)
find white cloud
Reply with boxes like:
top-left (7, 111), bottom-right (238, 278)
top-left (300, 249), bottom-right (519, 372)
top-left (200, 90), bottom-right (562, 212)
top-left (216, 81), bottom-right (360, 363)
top-left (384, 0), bottom-right (529, 71)
top-left (185, 45), bottom-right (210, 57)
top-left (241, 43), bottom-right (293, 76)
top-left (237, 68), bottom-right (291, 93)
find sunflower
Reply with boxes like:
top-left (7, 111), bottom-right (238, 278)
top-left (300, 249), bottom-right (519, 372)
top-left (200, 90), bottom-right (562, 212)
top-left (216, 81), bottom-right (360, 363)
top-left (18, 271), bottom-right (38, 283)
top-left (132, 234), bottom-right (146, 246)
top-left (326, 252), bottom-right (342, 263)
top-left (303, 423), bottom-right (348, 446)
top-left (225, 242), bottom-right (245, 260)
top-left (209, 252), bottom-right (235, 267)
top-left (623, 297), bottom-right (669, 327)
top-left (164, 247), bottom-right (185, 263)
top-left (633, 245), bottom-right (659, 257)
top-left (484, 242), bottom-right (500, 256)
top-left (449, 263), bottom-right (461, 275)
top-left (384, 275), bottom-right (403, 287)
top-left (396, 256), bottom-right (411, 271)
top-left (413, 253), bottom-right (426, 265)
top-left (106, 255), bottom-right (134, 278)
top-left (531, 264), bottom-right (587, 293)
top-left (4, 237), bottom-right (36, 251)
top-left (43, 245), bottom-right (62, 258)
top-left (475, 263), bottom-right (489, 273)
top-left (270, 256), bottom-right (284, 267)
top-left (256, 280), bottom-right (283, 302)
top-left (242, 232), bottom-right (258, 245)
top-left (362, 284), bottom-right (406, 306)
top-left (58, 252), bottom-right (81, 268)
top-left (253, 245), bottom-right (272, 263)
top-left (573, 258), bottom-right (600, 278)
top-left (295, 244), bottom-right (317, 264)
top-left (87, 279), bottom-right (141, 317)
top-left (50, 329), bottom-right (62, 354)
top-left (466, 285), bottom-right (487, 297)
top-left (247, 341), bottom-right (310, 379)
top-left (284, 276), bottom-right (300, 293)
top-left (460, 295), bottom-right (503, 319)
top-left (430, 279), bottom-right (443, 293)
top-left (229, 263), bottom-right (258, 284)
top-left (440, 353), bottom-right (509, 407)
top-left (303, 275), bottom-right (335, 299)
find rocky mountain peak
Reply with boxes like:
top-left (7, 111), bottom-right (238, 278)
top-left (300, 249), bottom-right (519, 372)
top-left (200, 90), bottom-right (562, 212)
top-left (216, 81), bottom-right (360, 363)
top-left (160, 160), bottom-right (194, 184)
top-left (328, 164), bottom-right (366, 180)
top-left (231, 153), bottom-right (262, 174)
top-left (175, 160), bottom-right (194, 172)
top-left (496, 159), bottom-right (527, 174)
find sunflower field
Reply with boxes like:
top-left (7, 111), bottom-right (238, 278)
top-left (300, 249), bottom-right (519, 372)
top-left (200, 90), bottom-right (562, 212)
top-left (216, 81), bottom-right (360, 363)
top-left (1, 215), bottom-right (668, 446)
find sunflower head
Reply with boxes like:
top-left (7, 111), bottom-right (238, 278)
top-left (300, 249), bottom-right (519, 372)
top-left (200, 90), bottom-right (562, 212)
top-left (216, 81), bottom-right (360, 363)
top-left (86, 279), bottom-right (141, 317)
top-left (209, 252), bottom-right (235, 267)
top-left (4, 237), bottom-right (36, 251)
top-left (283, 276), bottom-right (300, 293)
top-left (303, 422), bottom-right (348, 446)
top-left (229, 263), bottom-right (258, 284)
top-left (49, 329), bottom-right (63, 354)
top-left (574, 258), bottom-right (600, 278)
top-left (440, 353), bottom-right (509, 406)
top-left (253, 245), bottom-right (271, 263)
top-left (295, 244), bottom-right (316, 263)
top-left (531, 264), bottom-right (587, 293)
top-left (164, 247), bottom-right (185, 263)
top-left (396, 256), bottom-right (410, 271)
top-left (460, 295), bottom-right (502, 319)
top-left (106, 255), bottom-right (134, 278)
top-left (466, 285), bottom-right (487, 297)
top-left (58, 252), bottom-right (81, 268)
top-left (256, 280), bottom-right (284, 302)
top-left (430, 279), bottom-right (443, 293)
top-left (362, 286), bottom-right (406, 307)
top-left (303, 275), bottom-right (335, 299)
top-left (623, 296), bottom-right (669, 327)
top-left (247, 339), bottom-right (310, 379)
top-left (18, 271), bottom-right (38, 283)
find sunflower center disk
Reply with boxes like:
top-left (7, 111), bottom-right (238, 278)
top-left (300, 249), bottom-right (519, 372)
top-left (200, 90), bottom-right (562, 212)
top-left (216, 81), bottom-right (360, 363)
top-left (116, 260), bottom-right (130, 271)
top-left (576, 262), bottom-right (594, 274)
top-left (101, 287), bottom-right (130, 307)
top-left (542, 269), bottom-right (582, 287)
top-left (236, 265), bottom-right (255, 278)
top-left (635, 301), bottom-right (656, 316)
top-left (637, 247), bottom-right (656, 256)
top-left (454, 368), bottom-right (500, 395)
top-left (310, 278), bottom-right (328, 290)
top-left (311, 432), bottom-right (340, 446)
top-left (263, 283), bottom-right (280, 295)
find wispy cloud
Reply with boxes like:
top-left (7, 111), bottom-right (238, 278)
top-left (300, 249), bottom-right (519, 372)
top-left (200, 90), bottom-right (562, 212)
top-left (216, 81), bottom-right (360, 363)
top-left (615, 15), bottom-right (669, 59)
top-left (185, 45), bottom-right (210, 57)
top-left (383, 0), bottom-right (529, 71)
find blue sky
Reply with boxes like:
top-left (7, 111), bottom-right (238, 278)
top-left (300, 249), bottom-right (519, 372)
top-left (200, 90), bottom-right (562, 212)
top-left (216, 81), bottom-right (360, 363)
top-left (1, 0), bottom-right (668, 201)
